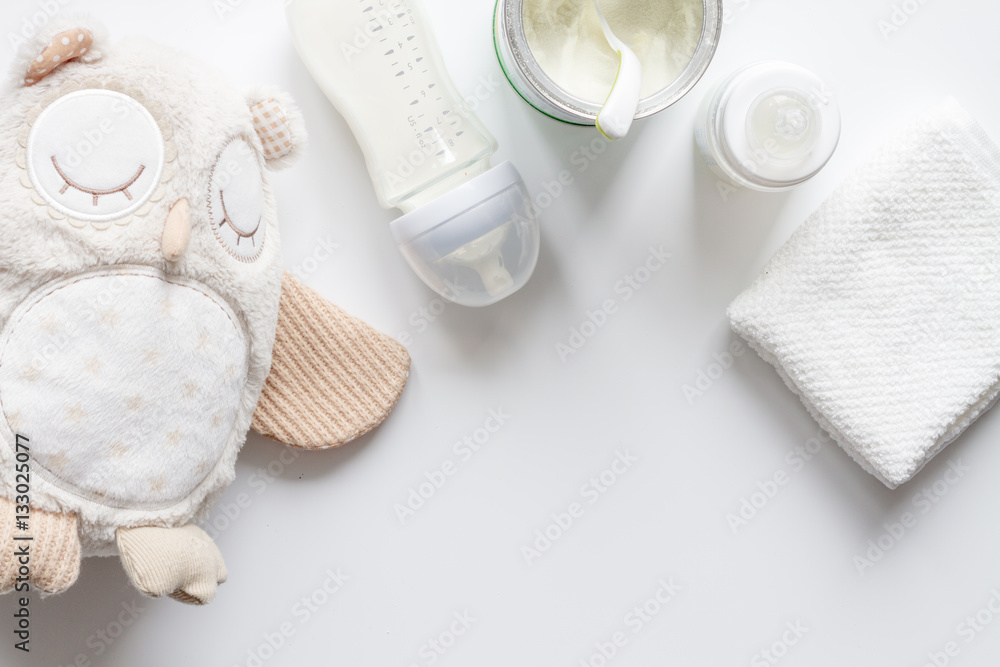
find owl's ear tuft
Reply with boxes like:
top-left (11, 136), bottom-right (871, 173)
top-left (12, 16), bottom-right (106, 88)
top-left (246, 87), bottom-right (307, 171)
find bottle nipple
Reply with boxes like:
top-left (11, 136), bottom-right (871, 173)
top-left (438, 223), bottom-right (514, 297)
top-left (747, 90), bottom-right (819, 162)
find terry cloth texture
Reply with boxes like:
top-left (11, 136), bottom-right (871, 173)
top-left (728, 98), bottom-right (1000, 489)
top-left (252, 274), bottom-right (411, 449)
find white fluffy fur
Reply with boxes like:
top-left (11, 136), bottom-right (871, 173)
top-left (0, 23), bottom-right (305, 555)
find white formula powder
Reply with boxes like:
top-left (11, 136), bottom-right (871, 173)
top-left (523, 0), bottom-right (703, 103)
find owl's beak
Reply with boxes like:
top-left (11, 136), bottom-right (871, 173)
top-left (162, 199), bottom-right (191, 262)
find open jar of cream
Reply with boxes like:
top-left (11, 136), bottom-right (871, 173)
top-left (494, 0), bottom-right (722, 126)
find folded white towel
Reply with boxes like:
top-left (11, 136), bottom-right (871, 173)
top-left (728, 99), bottom-right (1000, 488)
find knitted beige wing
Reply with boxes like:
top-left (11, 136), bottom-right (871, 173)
top-left (251, 274), bottom-right (410, 449)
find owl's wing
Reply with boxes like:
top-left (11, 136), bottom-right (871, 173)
top-left (250, 273), bottom-right (410, 449)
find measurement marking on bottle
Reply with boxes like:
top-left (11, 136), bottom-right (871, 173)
top-left (359, 0), bottom-right (469, 171)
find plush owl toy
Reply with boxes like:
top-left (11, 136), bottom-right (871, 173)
top-left (0, 20), bottom-right (410, 605)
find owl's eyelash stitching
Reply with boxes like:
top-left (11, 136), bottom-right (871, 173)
top-left (218, 190), bottom-right (261, 247)
top-left (50, 156), bottom-right (146, 206)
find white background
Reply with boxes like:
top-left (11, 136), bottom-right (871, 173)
top-left (3, 0), bottom-right (1000, 666)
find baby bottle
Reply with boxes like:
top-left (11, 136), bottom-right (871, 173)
top-left (695, 61), bottom-right (841, 192)
top-left (287, 0), bottom-right (540, 307)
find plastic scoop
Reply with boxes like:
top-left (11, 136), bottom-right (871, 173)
top-left (593, 0), bottom-right (642, 141)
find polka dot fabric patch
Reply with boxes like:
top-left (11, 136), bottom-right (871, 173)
top-left (24, 28), bottom-right (93, 87)
top-left (250, 99), bottom-right (293, 160)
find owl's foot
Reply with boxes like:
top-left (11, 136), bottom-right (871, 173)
top-left (0, 496), bottom-right (81, 595)
top-left (116, 524), bottom-right (227, 605)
